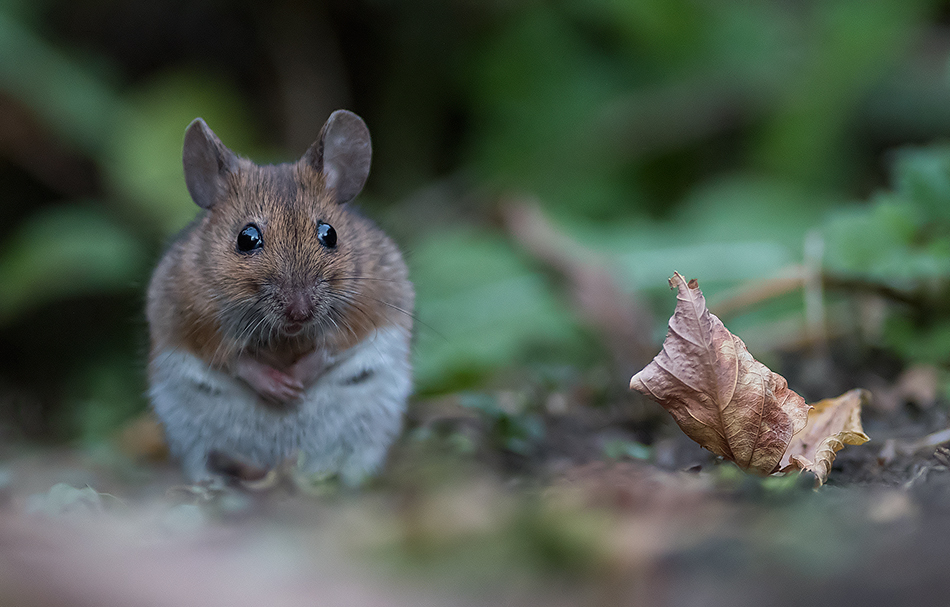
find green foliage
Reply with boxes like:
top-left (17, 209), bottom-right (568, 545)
top-left (602, 439), bottom-right (651, 461)
top-left (411, 229), bottom-right (584, 393)
top-left (2, 0), bottom-right (950, 441)
top-left (0, 205), bottom-right (147, 322)
top-left (458, 392), bottom-right (545, 456)
top-left (464, 0), bottom-right (939, 220)
top-left (383, 488), bottom-right (609, 584)
top-left (824, 146), bottom-right (950, 284)
top-left (66, 353), bottom-right (147, 444)
top-left (822, 144), bottom-right (950, 366)
top-left (883, 317), bottom-right (950, 363)
top-left (108, 71), bottom-right (262, 235)
top-left (0, 9), bottom-right (121, 155)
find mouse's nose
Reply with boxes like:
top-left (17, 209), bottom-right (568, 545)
top-left (284, 291), bottom-right (315, 323)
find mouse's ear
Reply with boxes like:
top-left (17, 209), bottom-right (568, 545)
top-left (302, 110), bottom-right (372, 204)
top-left (182, 118), bottom-right (237, 209)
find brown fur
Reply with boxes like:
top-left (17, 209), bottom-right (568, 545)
top-left (147, 150), bottom-right (413, 376)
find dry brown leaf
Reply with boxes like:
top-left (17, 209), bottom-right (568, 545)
top-left (630, 272), bottom-right (811, 474)
top-left (779, 389), bottom-right (870, 486)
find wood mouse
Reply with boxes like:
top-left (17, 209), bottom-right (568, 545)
top-left (146, 110), bottom-right (414, 485)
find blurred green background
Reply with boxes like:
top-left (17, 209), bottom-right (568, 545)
top-left (1, 0), bottom-right (950, 445)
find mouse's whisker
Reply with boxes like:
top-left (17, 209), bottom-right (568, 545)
top-left (329, 297), bottom-right (371, 342)
top-left (339, 289), bottom-right (441, 340)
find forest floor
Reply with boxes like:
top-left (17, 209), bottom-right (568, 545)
top-left (2, 352), bottom-right (950, 607)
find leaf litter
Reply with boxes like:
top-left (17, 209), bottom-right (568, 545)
top-left (778, 389), bottom-right (870, 486)
top-left (631, 272), bottom-right (869, 485)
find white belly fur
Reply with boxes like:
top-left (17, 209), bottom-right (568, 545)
top-left (149, 325), bottom-right (412, 484)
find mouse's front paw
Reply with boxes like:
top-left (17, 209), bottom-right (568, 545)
top-left (235, 356), bottom-right (305, 404)
top-left (288, 348), bottom-right (331, 387)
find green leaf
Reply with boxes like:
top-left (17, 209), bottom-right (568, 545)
top-left (459, 393), bottom-right (545, 456)
top-left (0, 10), bottom-right (124, 155)
top-left (0, 204), bottom-right (148, 323)
top-left (105, 70), bottom-right (261, 236)
top-left (822, 198), bottom-right (925, 281)
top-left (893, 145), bottom-right (950, 223)
top-left (883, 317), bottom-right (950, 364)
top-left (410, 230), bottom-right (583, 392)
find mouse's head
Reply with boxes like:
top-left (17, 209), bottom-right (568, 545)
top-left (182, 110), bottom-right (385, 352)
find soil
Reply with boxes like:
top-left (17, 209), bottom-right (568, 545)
top-left (1, 349), bottom-right (949, 607)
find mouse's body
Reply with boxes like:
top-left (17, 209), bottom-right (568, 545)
top-left (146, 111), bottom-right (413, 484)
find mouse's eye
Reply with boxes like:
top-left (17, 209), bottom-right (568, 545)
top-left (236, 224), bottom-right (263, 253)
top-left (317, 221), bottom-right (337, 249)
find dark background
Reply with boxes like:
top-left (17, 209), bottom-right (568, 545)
top-left (2, 0), bottom-right (950, 445)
